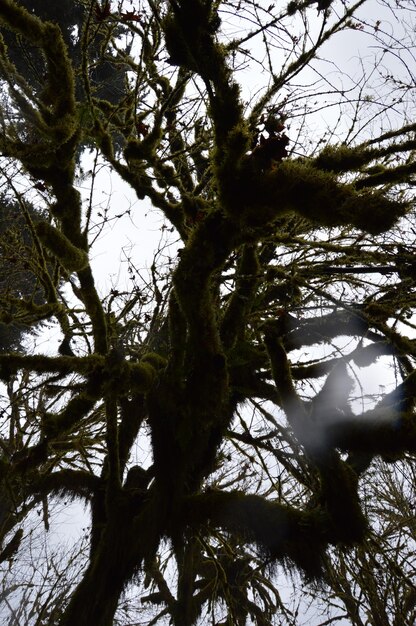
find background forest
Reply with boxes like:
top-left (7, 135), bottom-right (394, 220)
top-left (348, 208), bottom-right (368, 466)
top-left (0, 0), bottom-right (416, 624)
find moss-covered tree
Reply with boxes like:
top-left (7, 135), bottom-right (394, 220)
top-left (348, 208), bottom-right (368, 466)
top-left (1, 0), bottom-right (416, 624)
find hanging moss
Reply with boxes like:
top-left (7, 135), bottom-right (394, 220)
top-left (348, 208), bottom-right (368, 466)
top-left (163, 11), bottom-right (195, 70)
top-left (336, 192), bottom-right (407, 234)
top-left (35, 222), bottom-right (88, 272)
top-left (42, 393), bottom-right (97, 438)
top-left (185, 491), bottom-right (329, 579)
top-left (352, 341), bottom-right (394, 368)
top-left (326, 408), bottom-right (416, 458)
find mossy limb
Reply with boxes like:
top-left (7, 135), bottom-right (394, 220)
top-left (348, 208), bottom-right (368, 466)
top-left (184, 491), bottom-right (329, 579)
top-left (220, 158), bottom-right (407, 235)
top-left (35, 222), bottom-right (88, 272)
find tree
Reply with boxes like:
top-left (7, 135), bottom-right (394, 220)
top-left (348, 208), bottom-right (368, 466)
top-left (0, 188), bottom-right (48, 352)
top-left (1, 0), bottom-right (128, 105)
top-left (0, 0), bottom-right (416, 624)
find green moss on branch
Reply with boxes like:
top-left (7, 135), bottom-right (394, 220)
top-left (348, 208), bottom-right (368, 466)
top-left (35, 222), bottom-right (89, 272)
top-left (221, 159), bottom-right (408, 234)
top-left (220, 245), bottom-right (261, 350)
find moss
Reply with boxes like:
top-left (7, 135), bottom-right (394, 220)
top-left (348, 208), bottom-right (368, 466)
top-left (162, 0), bottom-right (221, 77)
top-left (76, 267), bottom-right (108, 355)
top-left (140, 352), bottom-right (167, 370)
top-left (129, 362), bottom-right (157, 393)
top-left (9, 300), bottom-right (62, 323)
top-left (163, 12), bottom-right (194, 70)
top-left (33, 469), bottom-right (100, 502)
top-left (220, 158), bottom-right (407, 235)
top-left (356, 159), bottom-right (416, 189)
top-left (0, 354), bottom-right (106, 384)
top-left (124, 119), bottom-right (163, 163)
top-left (50, 187), bottom-right (82, 232)
top-left (181, 194), bottom-right (211, 223)
top-left (219, 112), bottom-right (248, 154)
top-left (98, 358), bottom-right (158, 398)
top-left (338, 192), bottom-right (407, 235)
top-left (43, 393), bottom-right (96, 438)
top-left (0, 2), bottom-right (76, 123)
top-left (322, 365), bottom-right (416, 456)
top-left (220, 245), bottom-right (260, 349)
top-left (185, 491), bottom-right (329, 579)
top-left (153, 162), bottom-right (178, 191)
top-left (35, 222), bottom-right (88, 272)
top-left (214, 121), bottom-right (250, 182)
top-left (263, 331), bottom-right (305, 419)
top-left (313, 144), bottom-right (376, 173)
top-left (0, 0), bottom-right (45, 45)
top-left (211, 83), bottom-right (246, 151)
